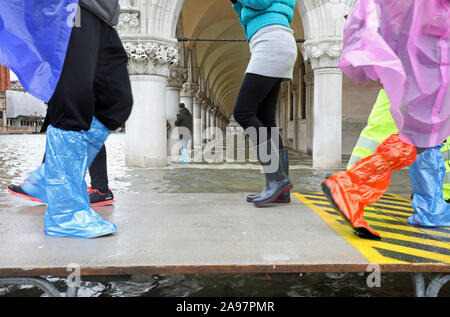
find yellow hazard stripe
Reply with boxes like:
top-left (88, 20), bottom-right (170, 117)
top-left (374, 229), bottom-right (450, 251)
top-left (369, 207), bottom-right (413, 218)
top-left (366, 207), bottom-right (450, 240)
top-left (373, 200), bottom-right (413, 208)
top-left (295, 193), bottom-right (450, 264)
top-left (310, 199), bottom-right (450, 241)
top-left (380, 193), bottom-right (411, 202)
top-left (294, 193), bottom-right (405, 264)
top-left (367, 240), bottom-right (450, 263)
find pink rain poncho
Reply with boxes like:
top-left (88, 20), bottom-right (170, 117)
top-left (339, 0), bottom-right (450, 148)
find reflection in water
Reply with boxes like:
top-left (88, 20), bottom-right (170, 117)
top-left (0, 134), bottom-right (339, 195)
top-left (0, 134), bottom-right (441, 297)
top-left (0, 134), bottom-right (131, 193)
top-left (1, 273), bottom-right (449, 297)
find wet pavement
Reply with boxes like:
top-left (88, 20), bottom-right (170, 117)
top-left (0, 134), bottom-right (413, 197)
top-left (0, 134), bottom-right (447, 297)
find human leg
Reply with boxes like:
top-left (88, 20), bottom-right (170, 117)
top-left (89, 145), bottom-right (109, 193)
top-left (44, 125), bottom-right (116, 238)
top-left (43, 8), bottom-right (116, 238)
top-left (244, 80), bottom-right (291, 203)
top-left (233, 73), bottom-right (292, 206)
top-left (347, 89), bottom-right (398, 169)
top-left (409, 145), bottom-right (450, 227)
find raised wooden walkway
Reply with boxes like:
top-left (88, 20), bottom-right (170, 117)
top-left (0, 191), bottom-right (449, 278)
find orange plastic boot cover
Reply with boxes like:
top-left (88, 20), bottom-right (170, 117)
top-left (323, 135), bottom-right (416, 239)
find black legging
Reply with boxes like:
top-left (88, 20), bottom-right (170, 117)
top-left (233, 73), bottom-right (284, 148)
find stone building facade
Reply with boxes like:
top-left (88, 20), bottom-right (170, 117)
top-left (118, 0), bottom-right (378, 169)
top-left (2, 1), bottom-right (378, 166)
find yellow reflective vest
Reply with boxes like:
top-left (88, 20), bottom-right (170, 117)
top-left (348, 90), bottom-right (450, 200)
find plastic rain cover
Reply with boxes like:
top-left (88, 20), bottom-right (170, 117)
top-left (44, 122), bottom-right (116, 239)
top-left (21, 117), bottom-right (111, 206)
top-left (339, 0), bottom-right (450, 148)
top-left (409, 145), bottom-right (450, 227)
top-left (0, 0), bottom-right (79, 102)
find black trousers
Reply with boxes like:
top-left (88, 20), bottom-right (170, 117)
top-left (89, 145), bottom-right (108, 192)
top-left (233, 73), bottom-right (284, 148)
top-left (46, 7), bottom-right (133, 131)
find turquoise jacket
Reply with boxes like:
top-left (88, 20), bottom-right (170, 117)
top-left (232, 0), bottom-right (296, 41)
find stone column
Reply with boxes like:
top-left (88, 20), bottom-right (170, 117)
top-left (303, 40), bottom-right (343, 168)
top-left (292, 85), bottom-right (300, 151)
top-left (209, 107), bottom-right (216, 140)
top-left (166, 68), bottom-right (187, 156)
top-left (201, 100), bottom-right (207, 144)
top-left (285, 84), bottom-right (291, 146)
top-left (180, 81), bottom-right (197, 115)
top-left (205, 104), bottom-right (211, 141)
top-left (219, 113), bottom-right (224, 133)
top-left (166, 67), bottom-right (187, 128)
top-left (180, 82), bottom-right (197, 148)
top-left (304, 72), bottom-right (314, 155)
top-left (275, 101), bottom-right (279, 127)
top-left (193, 90), bottom-right (204, 151)
top-left (123, 39), bottom-right (179, 168)
top-left (216, 111), bottom-right (222, 140)
top-left (279, 87), bottom-right (288, 145)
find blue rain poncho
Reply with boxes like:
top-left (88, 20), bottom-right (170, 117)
top-left (0, 0), bottom-right (78, 102)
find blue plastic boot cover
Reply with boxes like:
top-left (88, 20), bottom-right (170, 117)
top-left (44, 125), bottom-right (117, 238)
top-left (408, 145), bottom-right (450, 227)
top-left (20, 117), bottom-right (110, 205)
top-left (21, 164), bottom-right (48, 203)
top-left (84, 117), bottom-right (111, 167)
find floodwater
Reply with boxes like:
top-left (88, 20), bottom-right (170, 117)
top-left (0, 134), bottom-right (448, 297)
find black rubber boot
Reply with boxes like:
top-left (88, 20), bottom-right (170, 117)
top-left (276, 149), bottom-right (291, 203)
top-left (247, 148), bottom-right (291, 203)
top-left (253, 143), bottom-right (293, 207)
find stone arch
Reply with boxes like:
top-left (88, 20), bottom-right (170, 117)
top-left (175, 0), bottom-right (308, 116)
top-left (122, 0), bottom-right (363, 168)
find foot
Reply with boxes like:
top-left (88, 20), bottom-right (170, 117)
top-left (247, 191), bottom-right (291, 204)
top-left (88, 187), bottom-right (115, 207)
top-left (253, 180), bottom-right (293, 207)
top-left (45, 208), bottom-right (117, 239)
top-left (275, 191), bottom-right (291, 204)
top-left (7, 184), bottom-right (43, 203)
top-left (321, 176), bottom-right (381, 240)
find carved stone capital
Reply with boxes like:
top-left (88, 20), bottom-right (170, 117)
top-left (194, 89), bottom-right (206, 105)
top-left (302, 39), bottom-right (343, 70)
top-left (181, 82), bottom-right (198, 99)
top-left (168, 67), bottom-right (188, 89)
top-left (123, 38), bottom-right (180, 77)
top-left (116, 10), bottom-right (140, 34)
